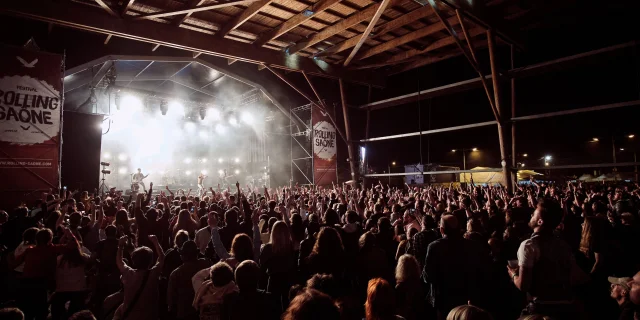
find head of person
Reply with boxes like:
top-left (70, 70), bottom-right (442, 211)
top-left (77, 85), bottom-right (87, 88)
top-left (440, 214), bottom-right (460, 238)
top-left (210, 261), bottom-right (234, 287)
top-left (115, 209), bottom-right (129, 226)
top-left (22, 227), bottom-right (39, 245)
top-left (225, 209), bottom-right (238, 226)
top-left (235, 260), bottom-right (260, 293)
top-left (131, 246), bottom-right (154, 270)
top-left (345, 210), bottom-right (358, 224)
top-left (137, 168), bottom-right (141, 173)
top-left (306, 221), bottom-right (320, 238)
top-left (179, 240), bottom-right (199, 262)
top-left (103, 225), bottom-right (117, 239)
top-left (359, 231), bottom-right (376, 252)
top-left (268, 200), bottom-right (277, 211)
top-left (0, 308), bottom-right (24, 320)
top-left (270, 221), bottom-right (293, 255)
top-left (446, 305), bottom-right (493, 320)
top-left (396, 254), bottom-right (420, 284)
top-left (231, 233), bottom-right (253, 262)
top-left (323, 209), bottom-right (340, 226)
top-left (35, 228), bottom-right (53, 246)
top-left (174, 229), bottom-right (190, 249)
top-left (268, 217), bottom-right (278, 233)
top-left (609, 276), bottom-right (632, 305)
top-left (177, 209), bottom-right (192, 224)
top-left (283, 289), bottom-right (340, 320)
top-left (403, 211), bottom-right (415, 225)
top-left (365, 278), bottom-right (395, 320)
top-left (68, 310), bottom-right (97, 320)
top-left (146, 208), bottom-right (158, 221)
top-left (306, 274), bottom-right (339, 299)
top-left (312, 227), bottom-right (344, 257)
top-left (14, 207), bottom-right (29, 218)
top-left (529, 198), bottom-right (562, 232)
top-left (0, 210), bottom-right (8, 224)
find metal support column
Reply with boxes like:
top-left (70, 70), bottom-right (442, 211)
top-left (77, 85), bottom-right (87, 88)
top-left (510, 44), bottom-right (517, 188)
top-left (488, 29), bottom-right (512, 192)
top-left (339, 78), bottom-right (359, 182)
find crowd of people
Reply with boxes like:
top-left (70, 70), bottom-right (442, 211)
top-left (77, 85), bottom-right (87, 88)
top-left (0, 178), bottom-right (639, 320)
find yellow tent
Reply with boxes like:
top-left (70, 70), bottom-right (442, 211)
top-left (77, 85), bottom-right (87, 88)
top-left (459, 167), bottom-right (542, 184)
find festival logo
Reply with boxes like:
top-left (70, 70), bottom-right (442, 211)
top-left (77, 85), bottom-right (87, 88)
top-left (313, 120), bottom-right (337, 160)
top-left (0, 75), bottom-right (60, 145)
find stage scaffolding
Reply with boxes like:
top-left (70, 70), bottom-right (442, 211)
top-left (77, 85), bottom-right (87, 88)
top-left (289, 103), bottom-right (313, 186)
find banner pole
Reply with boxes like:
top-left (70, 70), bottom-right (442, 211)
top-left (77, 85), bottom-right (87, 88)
top-left (59, 49), bottom-right (66, 191)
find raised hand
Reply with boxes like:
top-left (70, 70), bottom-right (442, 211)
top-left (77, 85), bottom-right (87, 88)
top-left (118, 236), bottom-right (128, 247)
top-left (148, 234), bottom-right (158, 244)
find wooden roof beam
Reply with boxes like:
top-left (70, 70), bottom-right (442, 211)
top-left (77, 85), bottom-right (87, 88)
top-left (120, 0), bottom-right (135, 16)
top-left (315, 4), bottom-right (434, 58)
top-left (253, 0), bottom-right (342, 47)
top-left (218, 0), bottom-right (274, 37)
top-left (94, 0), bottom-right (118, 17)
top-left (1, 0), bottom-right (384, 87)
top-left (354, 14), bottom-right (460, 61)
top-left (343, 0), bottom-right (393, 66)
top-left (173, 0), bottom-right (205, 26)
top-left (287, 0), bottom-right (403, 55)
top-left (131, 0), bottom-right (259, 20)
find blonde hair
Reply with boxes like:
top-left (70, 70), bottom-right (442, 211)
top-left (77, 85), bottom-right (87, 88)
top-left (446, 305), bottom-right (492, 320)
top-left (270, 221), bottom-right (292, 255)
top-left (395, 254), bottom-right (420, 283)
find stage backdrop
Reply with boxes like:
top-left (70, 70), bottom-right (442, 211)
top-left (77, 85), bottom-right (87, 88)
top-left (0, 44), bottom-right (62, 207)
top-left (61, 111), bottom-right (103, 193)
top-left (312, 104), bottom-right (337, 186)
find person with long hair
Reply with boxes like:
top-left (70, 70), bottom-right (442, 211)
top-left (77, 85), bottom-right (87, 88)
top-left (173, 209), bottom-right (200, 240)
top-left (365, 278), bottom-right (404, 320)
top-left (578, 216), bottom-right (607, 275)
top-left (283, 289), bottom-right (340, 320)
top-left (12, 227), bottom-right (38, 274)
top-left (304, 227), bottom-right (345, 280)
top-left (209, 208), bottom-right (261, 269)
top-left (260, 221), bottom-right (296, 308)
top-left (51, 236), bottom-right (91, 320)
top-left (395, 255), bottom-right (425, 320)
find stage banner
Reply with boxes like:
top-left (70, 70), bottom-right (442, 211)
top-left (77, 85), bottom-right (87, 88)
top-left (312, 104), bottom-right (337, 186)
top-left (0, 44), bottom-right (63, 206)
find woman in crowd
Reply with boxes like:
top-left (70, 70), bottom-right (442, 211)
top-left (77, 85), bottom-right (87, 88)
top-left (260, 221), bottom-right (296, 308)
top-left (395, 255), bottom-right (425, 320)
top-left (365, 278), bottom-right (404, 320)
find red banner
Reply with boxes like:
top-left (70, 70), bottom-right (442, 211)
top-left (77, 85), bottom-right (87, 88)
top-left (0, 44), bottom-right (63, 207)
top-left (312, 104), bottom-right (337, 186)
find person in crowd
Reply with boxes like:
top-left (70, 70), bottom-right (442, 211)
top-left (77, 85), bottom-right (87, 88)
top-left (114, 234), bottom-right (165, 320)
top-left (12, 227), bottom-right (38, 274)
top-left (168, 240), bottom-right (212, 320)
top-left (446, 305), bottom-right (493, 320)
top-left (219, 209), bottom-right (242, 252)
top-left (51, 235), bottom-right (90, 320)
top-left (395, 254), bottom-right (425, 320)
top-left (507, 198), bottom-right (589, 318)
top-left (608, 276), bottom-right (636, 320)
top-left (304, 227), bottom-right (346, 280)
top-left (365, 278), bottom-right (404, 320)
top-left (193, 262), bottom-right (238, 320)
top-left (208, 208), bottom-right (260, 269)
top-left (90, 225), bottom-right (120, 310)
top-left (223, 260), bottom-right (280, 320)
top-left (260, 221), bottom-right (296, 308)
top-left (0, 308), bottom-right (25, 320)
top-left (173, 209), bottom-right (199, 240)
top-left (423, 215), bottom-right (491, 320)
top-left (407, 214), bottom-right (439, 270)
top-left (282, 289), bottom-right (340, 320)
top-left (356, 230), bottom-right (390, 289)
top-left (164, 230), bottom-right (191, 279)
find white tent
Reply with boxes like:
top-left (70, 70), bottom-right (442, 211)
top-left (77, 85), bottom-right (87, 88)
top-left (459, 167), bottom-right (542, 185)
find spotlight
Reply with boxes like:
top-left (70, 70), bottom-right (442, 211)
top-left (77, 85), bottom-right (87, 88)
top-left (118, 167), bottom-right (127, 174)
top-left (451, 149), bottom-right (456, 152)
top-left (118, 153), bottom-right (127, 161)
top-left (185, 170), bottom-right (192, 176)
top-left (234, 157), bottom-right (240, 163)
top-left (234, 169), bottom-right (240, 175)
top-left (218, 169), bottom-right (224, 175)
top-left (201, 158), bottom-right (207, 163)
top-left (103, 153), bottom-right (111, 159)
top-left (207, 108), bottom-right (221, 121)
top-left (620, 148), bottom-right (625, 151)
top-left (184, 158), bottom-right (192, 164)
top-left (523, 154), bottom-right (528, 157)
top-left (121, 95), bottom-right (143, 112)
top-left (545, 162), bottom-right (549, 166)
top-left (241, 111), bottom-right (254, 124)
top-left (215, 124), bottom-right (227, 135)
top-left (201, 169), bottom-right (208, 175)
top-left (199, 108), bottom-right (206, 120)
top-left (160, 100), bottom-right (168, 115)
top-left (218, 158), bottom-right (224, 163)
top-left (199, 131), bottom-right (208, 139)
top-left (101, 169), bottom-right (111, 174)
top-left (100, 162), bottom-right (111, 166)
top-left (229, 116), bottom-right (238, 127)
top-left (544, 155), bottom-right (551, 161)
top-left (592, 137), bottom-right (599, 142)
top-left (185, 122), bottom-right (196, 133)
top-left (169, 101), bottom-right (185, 117)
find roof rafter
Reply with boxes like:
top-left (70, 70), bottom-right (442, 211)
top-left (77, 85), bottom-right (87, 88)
top-left (343, 0), bottom-right (393, 66)
top-left (253, 0), bottom-right (342, 47)
top-left (288, 0), bottom-right (403, 55)
top-left (94, 0), bottom-right (118, 17)
top-left (131, 0), bottom-right (259, 20)
top-left (120, 0), bottom-right (135, 16)
top-left (355, 14), bottom-right (460, 61)
top-left (218, 0), bottom-right (274, 37)
top-left (173, 0), bottom-right (205, 26)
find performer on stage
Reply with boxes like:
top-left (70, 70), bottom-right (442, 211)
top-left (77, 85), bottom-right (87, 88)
top-left (132, 168), bottom-right (149, 192)
top-left (197, 172), bottom-right (207, 193)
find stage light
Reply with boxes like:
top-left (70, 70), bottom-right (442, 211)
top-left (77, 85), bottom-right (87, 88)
top-left (199, 108), bottom-right (206, 120)
top-left (241, 111), bottom-right (254, 124)
top-left (118, 153), bottom-right (127, 161)
top-left (234, 157), bottom-right (240, 163)
top-left (121, 95), bottom-right (143, 112)
top-left (201, 170), bottom-right (208, 175)
top-left (118, 167), bottom-right (127, 174)
top-left (100, 162), bottom-right (111, 166)
top-left (215, 124), bottom-right (227, 135)
top-left (218, 169), bottom-right (224, 175)
top-left (218, 158), bottom-right (224, 163)
top-left (103, 153), bottom-right (111, 159)
top-left (234, 169), bottom-right (240, 175)
top-left (199, 131), bottom-right (208, 139)
top-left (186, 170), bottom-right (192, 176)
top-left (184, 158), bottom-right (192, 164)
top-left (207, 108), bottom-right (221, 121)
top-left (185, 122), bottom-right (196, 133)
top-left (169, 101), bottom-right (185, 117)
top-left (229, 116), bottom-right (238, 127)
top-left (545, 155), bottom-right (551, 161)
top-left (160, 100), bottom-right (168, 115)
top-left (101, 169), bottom-right (111, 174)
top-left (523, 154), bottom-right (528, 157)
top-left (201, 158), bottom-right (207, 163)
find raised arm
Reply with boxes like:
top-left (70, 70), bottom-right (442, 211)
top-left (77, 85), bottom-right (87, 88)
top-left (207, 214), bottom-right (230, 260)
top-left (149, 235), bottom-right (165, 268)
top-left (116, 236), bottom-right (129, 274)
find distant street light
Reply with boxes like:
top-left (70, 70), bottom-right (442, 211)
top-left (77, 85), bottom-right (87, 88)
top-left (545, 155), bottom-right (552, 161)
top-left (629, 134), bottom-right (635, 139)
top-left (592, 137), bottom-right (599, 142)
